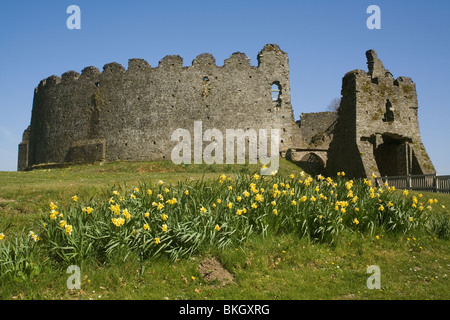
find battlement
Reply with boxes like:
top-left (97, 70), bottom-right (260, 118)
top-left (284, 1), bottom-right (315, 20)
top-left (34, 44), bottom-right (288, 93)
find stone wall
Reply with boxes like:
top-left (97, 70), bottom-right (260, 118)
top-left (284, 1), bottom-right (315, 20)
top-left (21, 44), bottom-right (301, 170)
top-left (297, 111), bottom-right (337, 148)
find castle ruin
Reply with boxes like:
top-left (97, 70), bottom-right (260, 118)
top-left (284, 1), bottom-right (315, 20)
top-left (18, 44), bottom-right (435, 178)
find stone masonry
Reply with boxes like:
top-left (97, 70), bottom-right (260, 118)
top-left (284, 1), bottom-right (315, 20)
top-left (18, 45), bottom-right (435, 178)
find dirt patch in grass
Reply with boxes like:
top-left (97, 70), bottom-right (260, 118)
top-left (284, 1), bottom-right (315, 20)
top-left (198, 257), bottom-right (235, 286)
top-left (0, 198), bottom-right (18, 205)
top-left (137, 163), bottom-right (180, 173)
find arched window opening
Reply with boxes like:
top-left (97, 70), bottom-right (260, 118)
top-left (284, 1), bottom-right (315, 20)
top-left (271, 82), bottom-right (281, 104)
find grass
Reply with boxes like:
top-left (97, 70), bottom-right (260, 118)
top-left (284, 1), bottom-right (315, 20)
top-left (0, 159), bottom-right (449, 300)
top-left (1, 233), bottom-right (448, 300)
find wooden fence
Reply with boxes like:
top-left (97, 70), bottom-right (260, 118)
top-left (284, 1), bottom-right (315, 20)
top-left (375, 174), bottom-right (450, 194)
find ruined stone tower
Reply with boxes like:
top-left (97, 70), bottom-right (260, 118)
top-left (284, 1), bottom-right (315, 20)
top-left (325, 50), bottom-right (435, 178)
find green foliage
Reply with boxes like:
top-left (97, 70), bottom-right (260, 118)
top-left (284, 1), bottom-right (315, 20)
top-left (427, 211), bottom-right (450, 240)
top-left (1, 163), bottom-right (448, 290)
top-left (13, 170), bottom-right (443, 269)
top-left (0, 230), bottom-right (42, 282)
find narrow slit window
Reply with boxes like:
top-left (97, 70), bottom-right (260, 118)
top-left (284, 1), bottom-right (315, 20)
top-left (383, 99), bottom-right (395, 122)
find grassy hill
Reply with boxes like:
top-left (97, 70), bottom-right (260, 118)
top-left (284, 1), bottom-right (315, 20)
top-left (0, 159), bottom-right (449, 300)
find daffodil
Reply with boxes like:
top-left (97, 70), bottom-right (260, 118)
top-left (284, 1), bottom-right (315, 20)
top-left (143, 223), bottom-right (149, 230)
top-left (0, 233), bottom-right (5, 240)
top-left (49, 202), bottom-right (58, 210)
top-left (123, 208), bottom-right (131, 219)
top-left (353, 218), bottom-right (359, 225)
top-left (161, 214), bottom-right (168, 221)
top-left (29, 231), bottom-right (39, 242)
top-left (65, 225), bottom-right (73, 235)
top-left (215, 224), bottom-right (221, 231)
top-left (72, 195), bottom-right (78, 202)
top-left (166, 198), bottom-right (177, 205)
top-left (50, 210), bottom-right (58, 220)
top-left (273, 209), bottom-right (278, 215)
top-left (109, 204), bottom-right (121, 215)
top-left (112, 217), bottom-right (125, 227)
top-left (162, 224), bottom-right (168, 232)
top-left (155, 238), bottom-right (160, 244)
top-left (82, 207), bottom-right (93, 214)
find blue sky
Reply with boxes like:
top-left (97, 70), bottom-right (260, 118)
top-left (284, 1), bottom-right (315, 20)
top-left (0, 0), bottom-right (449, 173)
